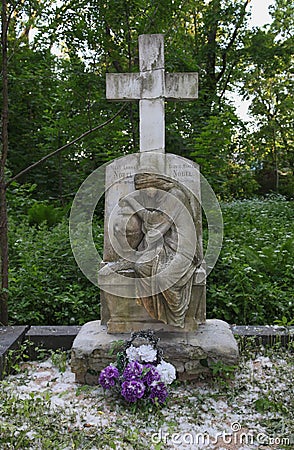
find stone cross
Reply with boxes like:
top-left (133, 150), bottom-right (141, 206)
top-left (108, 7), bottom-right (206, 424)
top-left (106, 34), bottom-right (198, 153)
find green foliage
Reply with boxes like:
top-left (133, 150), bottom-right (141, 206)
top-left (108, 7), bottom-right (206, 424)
top-left (2, 0), bottom-right (292, 206)
top-left (6, 182), bottom-right (38, 220)
top-left (209, 361), bottom-right (238, 379)
top-left (2, 345), bottom-right (30, 378)
top-left (8, 217), bottom-right (103, 325)
top-left (3, 0), bottom-right (293, 325)
top-left (0, 389), bottom-right (122, 449)
top-left (7, 182), bottom-right (69, 226)
top-left (274, 316), bottom-right (294, 327)
top-left (2, 340), bottom-right (48, 377)
top-left (4, 0), bottom-right (261, 201)
top-left (207, 196), bottom-right (294, 324)
top-left (239, 4), bottom-right (294, 198)
top-left (27, 203), bottom-right (65, 227)
top-left (7, 196), bottom-right (293, 326)
top-left (191, 109), bottom-right (259, 198)
top-left (254, 396), bottom-right (288, 415)
top-left (50, 350), bottom-right (68, 373)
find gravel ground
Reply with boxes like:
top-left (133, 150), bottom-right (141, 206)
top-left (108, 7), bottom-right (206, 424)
top-left (0, 345), bottom-right (293, 450)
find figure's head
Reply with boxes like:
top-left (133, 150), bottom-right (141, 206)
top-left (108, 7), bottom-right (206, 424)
top-left (134, 173), bottom-right (175, 192)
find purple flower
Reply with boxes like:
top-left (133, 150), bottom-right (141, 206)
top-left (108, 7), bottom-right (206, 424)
top-left (123, 361), bottom-right (143, 381)
top-left (142, 364), bottom-right (161, 386)
top-left (121, 380), bottom-right (146, 402)
top-left (99, 365), bottom-right (120, 390)
top-left (149, 382), bottom-right (168, 404)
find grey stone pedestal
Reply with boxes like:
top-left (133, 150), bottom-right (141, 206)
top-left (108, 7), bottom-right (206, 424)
top-left (71, 320), bottom-right (239, 383)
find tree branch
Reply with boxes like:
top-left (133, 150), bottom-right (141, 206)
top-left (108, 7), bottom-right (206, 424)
top-left (6, 105), bottom-right (126, 187)
top-left (216, 0), bottom-right (250, 82)
top-left (7, 0), bottom-right (24, 25)
top-left (218, 62), bottom-right (235, 105)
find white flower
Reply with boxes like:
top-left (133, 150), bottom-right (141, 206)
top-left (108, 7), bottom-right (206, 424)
top-left (138, 345), bottom-right (157, 363)
top-left (126, 344), bottom-right (157, 363)
top-left (126, 345), bottom-right (140, 362)
top-left (156, 360), bottom-right (176, 385)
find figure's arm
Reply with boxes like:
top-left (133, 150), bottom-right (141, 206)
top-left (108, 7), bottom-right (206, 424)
top-left (144, 188), bottom-right (185, 244)
top-left (119, 195), bottom-right (145, 220)
top-left (143, 212), bottom-right (173, 247)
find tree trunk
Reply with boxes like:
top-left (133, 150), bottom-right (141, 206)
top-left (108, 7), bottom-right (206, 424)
top-left (273, 124), bottom-right (279, 193)
top-left (202, 0), bottom-right (220, 106)
top-left (0, 184), bottom-right (8, 326)
top-left (0, 0), bottom-right (9, 325)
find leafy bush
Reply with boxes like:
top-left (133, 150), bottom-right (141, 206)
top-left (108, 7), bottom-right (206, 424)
top-left (27, 203), bottom-right (65, 227)
top-left (6, 182), bottom-right (38, 220)
top-left (7, 182), bottom-right (68, 227)
top-left (8, 218), bottom-right (103, 325)
top-left (207, 196), bottom-right (294, 324)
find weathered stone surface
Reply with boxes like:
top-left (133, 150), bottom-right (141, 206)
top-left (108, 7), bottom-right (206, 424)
top-left (0, 326), bottom-right (29, 379)
top-left (139, 99), bottom-right (165, 151)
top-left (26, 326), bottom-right (81, 357)
top-left (72, 34), bottom-right (222, 383)
top-left (231, 325), bottom-right (294, 347)
top-left (99, 153), bottom-right (206, 334)
top-left (106, 34), bottom-right (198, 153)
top-left (101, 34), bottom-right (203, 335)
top-left (165, 73), bottom-right (198, 100)
top-left (106, 72), bottom-right (198, 102)
top-left (139, 34), bottom-right (164, 72)
top-left (71, 319), bottom-right (238, 384)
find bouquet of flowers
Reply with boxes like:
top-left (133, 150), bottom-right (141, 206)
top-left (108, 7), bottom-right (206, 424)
top-left (99, 330), bottom-right (176, 406)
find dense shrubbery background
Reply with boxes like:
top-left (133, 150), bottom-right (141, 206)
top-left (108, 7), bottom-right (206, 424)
top-left (8, 220), bottom-right (101, 325)
top-left (207, 196), bottom-right (293, 325)
top-left (7, 184), bottom-right (102, 325)
top-left (7, 190), bottom-right (293, 326)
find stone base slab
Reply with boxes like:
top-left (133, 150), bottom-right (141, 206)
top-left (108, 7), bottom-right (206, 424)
top-left (71, 319), bottom-right (239, 383)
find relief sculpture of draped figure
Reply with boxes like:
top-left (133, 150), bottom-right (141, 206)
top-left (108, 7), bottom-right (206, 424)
top-left (105, 172), bottom-right (201, 328)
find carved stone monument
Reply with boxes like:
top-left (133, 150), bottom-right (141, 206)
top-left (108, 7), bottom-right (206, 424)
top-left (100, 34), bottom-right (205, 333)
top-left (99, 154), bottom-right (206, 333)
top-left (71, 34), bottom-right (239, 382)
